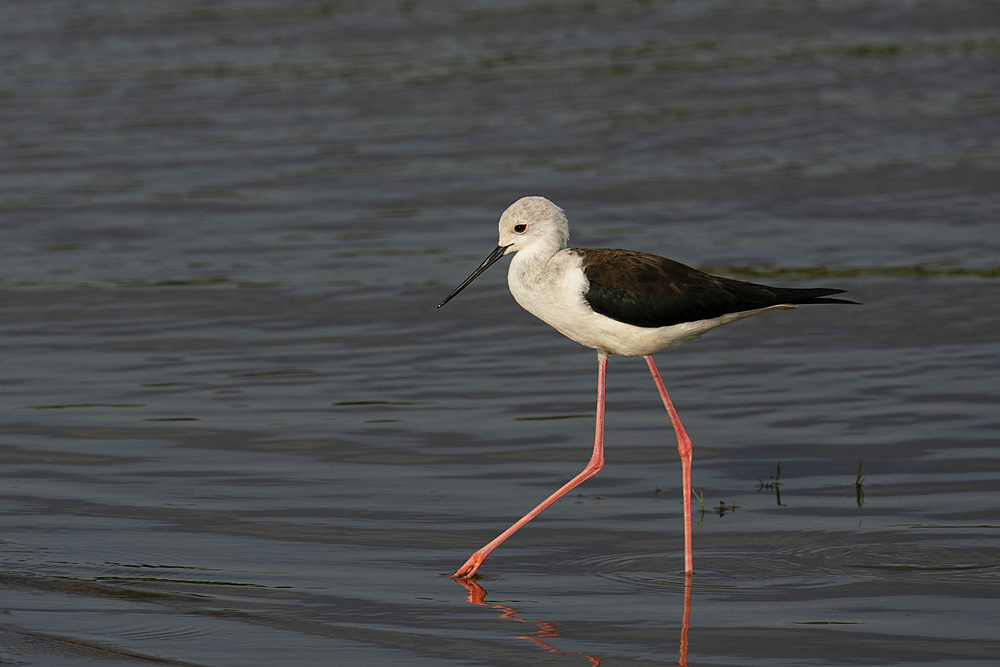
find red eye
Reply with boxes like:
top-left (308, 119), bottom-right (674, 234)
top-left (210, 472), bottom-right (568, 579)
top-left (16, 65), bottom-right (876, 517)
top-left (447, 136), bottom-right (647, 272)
top-left (514, 224), bottom-right (527, 233)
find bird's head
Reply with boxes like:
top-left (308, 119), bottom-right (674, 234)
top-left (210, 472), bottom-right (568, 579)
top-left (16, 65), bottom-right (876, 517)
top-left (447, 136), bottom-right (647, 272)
top-left (496, 196), bottom-right (570, 255)
top-left (438, 196), bottom-right (569, 309)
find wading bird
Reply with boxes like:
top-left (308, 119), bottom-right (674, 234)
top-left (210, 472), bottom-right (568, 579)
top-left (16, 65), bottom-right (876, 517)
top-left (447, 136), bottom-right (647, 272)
top-left (439, 196), bottom-right (856, 578)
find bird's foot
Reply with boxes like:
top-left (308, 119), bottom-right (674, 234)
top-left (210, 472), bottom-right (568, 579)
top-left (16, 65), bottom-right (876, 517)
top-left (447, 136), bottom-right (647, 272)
top-left (451, 551), bottom-right (487, 579)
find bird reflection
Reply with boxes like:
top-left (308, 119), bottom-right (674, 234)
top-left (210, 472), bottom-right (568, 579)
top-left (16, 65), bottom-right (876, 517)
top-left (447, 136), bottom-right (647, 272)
top-left (678, 572), bottom-right (692, 666)
top-left (455, 573), bottom-right (693, 666)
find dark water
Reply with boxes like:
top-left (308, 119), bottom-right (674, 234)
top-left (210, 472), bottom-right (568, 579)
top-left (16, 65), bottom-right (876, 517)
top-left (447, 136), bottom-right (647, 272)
top-left (3, 1), bottom-right (999, 665)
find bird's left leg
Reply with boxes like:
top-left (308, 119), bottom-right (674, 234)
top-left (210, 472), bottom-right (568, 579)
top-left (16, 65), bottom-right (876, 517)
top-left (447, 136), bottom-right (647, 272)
top-left (645, 354), bottom-right (694, 575)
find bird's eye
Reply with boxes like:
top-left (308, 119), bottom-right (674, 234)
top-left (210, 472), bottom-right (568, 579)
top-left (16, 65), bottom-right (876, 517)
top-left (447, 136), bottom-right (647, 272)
top-left (513, 224), bottom-right (527, 233)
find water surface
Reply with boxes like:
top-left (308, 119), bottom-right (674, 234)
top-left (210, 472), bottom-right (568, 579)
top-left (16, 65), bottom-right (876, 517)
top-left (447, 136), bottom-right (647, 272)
top-left (2, 1), bottom-right (999, 665)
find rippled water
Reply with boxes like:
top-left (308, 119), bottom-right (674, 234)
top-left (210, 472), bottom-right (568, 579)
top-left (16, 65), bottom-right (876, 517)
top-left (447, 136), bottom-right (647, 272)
top-left (2, 1), bottom-right (999, 665)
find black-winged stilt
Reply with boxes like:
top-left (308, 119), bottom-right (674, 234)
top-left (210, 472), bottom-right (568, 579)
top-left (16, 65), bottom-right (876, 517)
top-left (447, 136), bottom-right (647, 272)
top-left (438, 196), bottom-right (857, 578)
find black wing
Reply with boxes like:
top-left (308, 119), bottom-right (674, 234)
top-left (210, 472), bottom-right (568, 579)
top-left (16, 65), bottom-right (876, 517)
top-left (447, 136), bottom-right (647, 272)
top-left (577, 248), bottom-right (858, 329)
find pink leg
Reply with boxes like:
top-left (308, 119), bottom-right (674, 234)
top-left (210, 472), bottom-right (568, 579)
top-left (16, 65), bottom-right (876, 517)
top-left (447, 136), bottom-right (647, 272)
top-left (645, 354), bottom-right (694, 575)
top-left (452, 352), bottom-right (609, 578)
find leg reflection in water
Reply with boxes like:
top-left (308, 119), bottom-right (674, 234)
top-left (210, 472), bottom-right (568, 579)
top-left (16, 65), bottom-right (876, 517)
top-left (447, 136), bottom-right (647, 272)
top-left (454, 573), bottom-right (693, 666)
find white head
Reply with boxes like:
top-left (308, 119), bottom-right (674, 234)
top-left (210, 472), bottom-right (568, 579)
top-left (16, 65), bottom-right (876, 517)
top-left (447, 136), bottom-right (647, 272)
top-left (497, 196), bottom-right (570, 255)
top-left (438, 196), bottom-right (569, 309)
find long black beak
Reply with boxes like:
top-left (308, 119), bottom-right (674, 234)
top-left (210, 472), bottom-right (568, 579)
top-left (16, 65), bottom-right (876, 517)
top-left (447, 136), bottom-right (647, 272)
top-left (438, 244), bottom-right (511, 308)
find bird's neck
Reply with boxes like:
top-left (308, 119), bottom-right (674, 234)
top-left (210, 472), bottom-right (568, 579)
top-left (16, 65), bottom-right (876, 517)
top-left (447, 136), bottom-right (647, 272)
top-left (507, 244), bottom-right (566, 300)
top-left (511, 242), bottom-right (560, 275)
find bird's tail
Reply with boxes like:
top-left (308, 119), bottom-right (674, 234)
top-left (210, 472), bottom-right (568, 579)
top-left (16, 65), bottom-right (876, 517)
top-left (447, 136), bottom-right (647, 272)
top-left (779, 288), bottom-right (861, 306)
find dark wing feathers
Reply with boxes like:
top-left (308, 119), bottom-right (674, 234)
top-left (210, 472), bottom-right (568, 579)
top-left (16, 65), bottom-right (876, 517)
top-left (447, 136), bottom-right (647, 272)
top-left (577, 248), bottom-right (858, 329)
